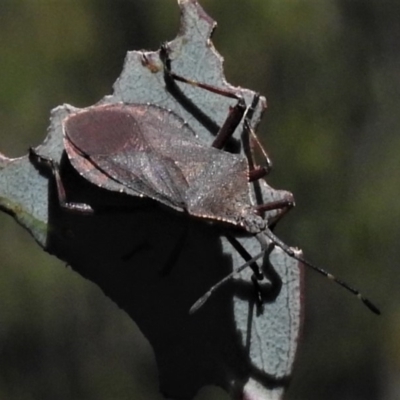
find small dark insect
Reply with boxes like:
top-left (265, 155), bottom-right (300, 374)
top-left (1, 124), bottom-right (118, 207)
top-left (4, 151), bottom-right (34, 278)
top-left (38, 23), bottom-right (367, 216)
top-left (29, 46), bottom-right (380, 316)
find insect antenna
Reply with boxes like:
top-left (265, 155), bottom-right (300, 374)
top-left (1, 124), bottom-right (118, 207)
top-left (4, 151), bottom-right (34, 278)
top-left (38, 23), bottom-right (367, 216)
top-left (189, 250), bottom-right (266, 314)
top-left (257, 229), bottom-right (381, 315)
top-left (190, 229), bottom-right (380, 315)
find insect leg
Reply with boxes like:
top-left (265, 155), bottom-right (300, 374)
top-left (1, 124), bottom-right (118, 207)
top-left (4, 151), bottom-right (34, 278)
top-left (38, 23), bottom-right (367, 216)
top-left (252, 197), bottom-right (295, 232)
top-left (161, 43), bottom-right (241, 101)
top-left (259, 242), bottom-right (282, 302)
top-left (198, 233), bottom-right (281, 315)
top-left (161, 43), bottom-right (272, 178)
top-left (211, 98), bottom-right (246, 149)
top-left (227, 236), bottom-right (277, 315)
top-left (241, 96), bottom-right (272, 181)
top-left (253, 242), bottom-right (283, 315)
top-left (160, 43), bottom-right (248, 149)
top-left (225, 232), bottom-right (263, 280)
top-left (189, 249), bottom-right (266, 314)
top-left (255, 197), bottom-right (295, 216)
top-left (29, 148), bottom-right (94, 214)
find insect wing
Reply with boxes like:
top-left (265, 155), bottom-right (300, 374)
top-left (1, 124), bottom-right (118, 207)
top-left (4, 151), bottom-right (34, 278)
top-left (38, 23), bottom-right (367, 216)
top-left (93, 150), bottom-right (189, 210)
top-left (63, 104), bottom-right (190, 211)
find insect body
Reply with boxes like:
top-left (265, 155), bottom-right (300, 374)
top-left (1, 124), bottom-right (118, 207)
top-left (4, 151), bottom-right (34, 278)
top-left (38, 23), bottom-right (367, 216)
top-left (63, 103), bottom-right (255, 226)
top-left (29, 43), bottom-right (380, 315)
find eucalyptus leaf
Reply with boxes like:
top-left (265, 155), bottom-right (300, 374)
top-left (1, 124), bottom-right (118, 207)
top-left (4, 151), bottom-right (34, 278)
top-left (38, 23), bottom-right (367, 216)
top-left (0, 1), bottom-right (302, 399)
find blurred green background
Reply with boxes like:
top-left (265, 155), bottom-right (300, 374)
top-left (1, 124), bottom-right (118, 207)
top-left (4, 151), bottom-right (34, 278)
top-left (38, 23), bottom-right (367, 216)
top-left (0, 1), bottom-right (399, 399)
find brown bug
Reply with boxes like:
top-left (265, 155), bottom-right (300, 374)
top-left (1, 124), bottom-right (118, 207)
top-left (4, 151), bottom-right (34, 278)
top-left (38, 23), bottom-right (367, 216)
top-left (29, 45), bottom-right (380, 315)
